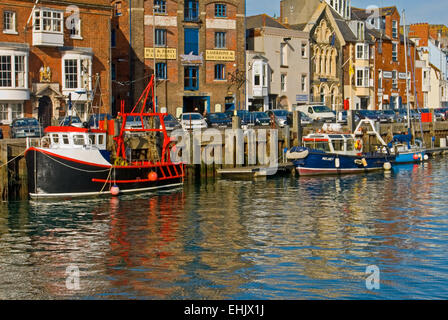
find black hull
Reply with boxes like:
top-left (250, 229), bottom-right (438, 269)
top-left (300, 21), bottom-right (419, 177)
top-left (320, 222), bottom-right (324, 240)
top-left (25, 149), bottom-right (184, 198)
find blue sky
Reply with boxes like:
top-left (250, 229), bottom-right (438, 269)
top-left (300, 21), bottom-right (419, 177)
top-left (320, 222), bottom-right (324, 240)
top-left (246, 0), bottom-right (448, 25)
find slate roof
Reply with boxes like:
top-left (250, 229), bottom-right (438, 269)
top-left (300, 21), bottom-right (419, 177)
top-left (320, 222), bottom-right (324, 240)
top-left (246, 14), bottom-right (288, 30)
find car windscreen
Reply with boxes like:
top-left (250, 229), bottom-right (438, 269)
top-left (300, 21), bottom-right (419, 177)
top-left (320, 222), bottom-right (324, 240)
top-left (273, 110), bottom-right (288, 116)
top-left (164, 115), bottom-right (176, 121)
top-left (254, 112), bottom-right (269, 118)
top-left (15, 119), bottom-right (39, 127)
top-left (313, 106), bottom-right (331, 113)
top-left (183, 114), bottom-right (202, 120)
top-left (209, 113), bottom-right (228, 120)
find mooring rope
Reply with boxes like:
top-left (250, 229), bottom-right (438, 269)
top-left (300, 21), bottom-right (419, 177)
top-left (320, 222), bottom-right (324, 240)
top-left (0, 149), bottom-right (26, 169)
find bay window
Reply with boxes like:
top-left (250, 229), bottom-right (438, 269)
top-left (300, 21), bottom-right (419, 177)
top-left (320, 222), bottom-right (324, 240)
top-left (356, 67), bottom-right (369, 87)
top-left (61, 51), bottom-right (92, 100)
top-left (33, 8), bottom-right (64, 47)
top-left (0, 102), bottom-right (23, 124)
top-left (0, 52), bottom-right (28, 90)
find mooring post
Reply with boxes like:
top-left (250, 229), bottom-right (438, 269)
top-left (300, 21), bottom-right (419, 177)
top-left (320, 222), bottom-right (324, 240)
top-left (348, 110), bottom-right (356, 133)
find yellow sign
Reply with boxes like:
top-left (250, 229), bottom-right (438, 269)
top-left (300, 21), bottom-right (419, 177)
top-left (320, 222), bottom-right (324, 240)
top-left (206, 50), bottom-right (235, 61)
top-left (144, 48), bottom-right (177, 60)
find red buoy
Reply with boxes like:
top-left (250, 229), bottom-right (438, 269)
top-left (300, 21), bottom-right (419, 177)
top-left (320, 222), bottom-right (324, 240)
top-left (148, 172), bottom-right (158, 181)
top-left (413, 154), bottom-right (420, 160)
top-left (110, 185), bottom-right (120, 196)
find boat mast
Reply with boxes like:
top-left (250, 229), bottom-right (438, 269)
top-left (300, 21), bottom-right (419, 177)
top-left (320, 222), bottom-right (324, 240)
top-left (402, 10), bottom-right (411, 133)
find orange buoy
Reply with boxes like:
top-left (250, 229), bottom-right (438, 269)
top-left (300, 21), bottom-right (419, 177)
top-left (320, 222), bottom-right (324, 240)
top-left (148, 171), bottom-right (158, 181)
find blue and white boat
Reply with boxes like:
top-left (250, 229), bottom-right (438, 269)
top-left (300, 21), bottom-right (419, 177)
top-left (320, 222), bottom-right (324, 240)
top-left (287, 120), bottom-right (395, 176)
top-left (386, 134), bottom-right (427, 164)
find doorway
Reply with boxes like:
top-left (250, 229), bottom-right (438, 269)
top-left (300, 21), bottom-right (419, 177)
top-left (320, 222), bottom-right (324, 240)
top-left (183, 96), bottom-right (210, 115)
top-left (38, 96), bottom-right (53, 128)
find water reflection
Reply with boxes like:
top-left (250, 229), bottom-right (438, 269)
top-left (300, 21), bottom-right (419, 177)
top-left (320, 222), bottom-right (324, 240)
top-left (0, 159), bottom-right (448, 299)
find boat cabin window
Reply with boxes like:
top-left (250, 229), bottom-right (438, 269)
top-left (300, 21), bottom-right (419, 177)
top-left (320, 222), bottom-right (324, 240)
top-left (73, 135), bottom-right (85, 146)
top-left (98, 134), bottom-right (105, 145)
top-left (346, 139), bottom-right (355, 151)
top-left (304, 140), bottom-right (330, 152)
top-left (332, 140), bottom-right (344, 152)
top-left (51, 134), bottom-right (59, 144)
top-left (62, 134), bottom-right (70, 145)
top-left (89, 134), bottom-right (96, 145)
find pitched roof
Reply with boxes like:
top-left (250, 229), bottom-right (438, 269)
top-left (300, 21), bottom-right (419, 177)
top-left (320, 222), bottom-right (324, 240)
top-left (246, 14), bottom-right (288, 30)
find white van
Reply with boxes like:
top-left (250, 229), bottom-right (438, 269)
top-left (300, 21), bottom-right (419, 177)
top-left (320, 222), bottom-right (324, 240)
top-left (296, 104), bottom-right (336, 122)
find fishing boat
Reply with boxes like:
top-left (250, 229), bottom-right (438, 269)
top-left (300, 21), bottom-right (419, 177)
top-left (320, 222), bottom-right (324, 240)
top-left (25, 76), bottom-right (185, 199)
top-left (287, 119), bottom-right (395, 176)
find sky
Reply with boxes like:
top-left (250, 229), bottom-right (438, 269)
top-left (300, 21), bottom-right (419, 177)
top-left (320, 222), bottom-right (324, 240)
top-left (246, 0), bottom-right (448, 25)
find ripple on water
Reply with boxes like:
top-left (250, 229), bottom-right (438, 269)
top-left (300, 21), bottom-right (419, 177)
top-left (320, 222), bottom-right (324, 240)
top-left (1, 159), bottom-right (448, 299)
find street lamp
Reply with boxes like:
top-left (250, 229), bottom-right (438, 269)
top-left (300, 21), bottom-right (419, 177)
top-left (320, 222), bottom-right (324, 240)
top-left (153, 4), bottom-right (160, 112)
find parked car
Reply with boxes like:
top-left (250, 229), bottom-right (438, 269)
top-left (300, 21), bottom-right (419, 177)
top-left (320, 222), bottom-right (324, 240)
top-left (58, 116), bottom-right (84, 128)
top-left (10, 118), bottom-right (43, 138)
top-left (434, 108), bottom-right (447, 121)
top-left (225, 110), bottom-right (251, 125)
top-left (374, 110), bottom-right (395, 123)
top-left (163, 114), bottom-right (182, 131)
top-left (253, 112), bottom-right (271, 126)
top-left (205, 112), bottom-right (232, 128)
top-left (297, 104), bottom-right (336, 122)
top-left (355, 110), bottom-right (379, 121)
top-left (266, 109), bottom-right (289, 127)
top-left (180, 113), bottom-right (208, 130)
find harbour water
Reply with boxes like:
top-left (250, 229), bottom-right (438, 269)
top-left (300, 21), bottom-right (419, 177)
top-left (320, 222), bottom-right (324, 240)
top-left (1, 157), bottom-right (448, 299)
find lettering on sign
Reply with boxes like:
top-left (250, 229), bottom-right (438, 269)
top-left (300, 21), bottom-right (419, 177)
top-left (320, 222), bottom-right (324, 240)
top-left (144, 48), bottom-right (177, 60)
top-left (206, 50), bottom-right (235, 61)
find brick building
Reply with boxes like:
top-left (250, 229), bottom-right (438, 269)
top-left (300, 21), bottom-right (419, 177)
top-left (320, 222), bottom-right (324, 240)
top-left (112, 0), bottom-right (246, 116)
top-left (409, 23), bottom-right (448, 108)
top-left (0, 0), bottom-right (113, 136)
top-left (352, 6), bottom-right (419, 110)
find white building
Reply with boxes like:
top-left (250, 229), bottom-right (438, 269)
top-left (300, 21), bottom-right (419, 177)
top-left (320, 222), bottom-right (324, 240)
top-left (246, 15), bottom-right (310, 111)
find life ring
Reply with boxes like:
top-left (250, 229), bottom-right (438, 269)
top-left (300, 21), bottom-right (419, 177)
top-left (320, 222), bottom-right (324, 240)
top-left (355, 139), bottom-right (363, 151)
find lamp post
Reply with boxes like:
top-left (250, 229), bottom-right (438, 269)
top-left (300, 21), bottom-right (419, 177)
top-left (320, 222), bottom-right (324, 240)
top-left (153, 4), bottom-right (160, 112)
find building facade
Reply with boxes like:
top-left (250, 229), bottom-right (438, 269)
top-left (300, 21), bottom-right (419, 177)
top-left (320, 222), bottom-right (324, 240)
top-left (0, 0), bottom-right (113, 136)
top-left (409, 23), bottom-right (448, 108)
top-left (246, 14), bottom-right (310, 111)
top-left (116, 0), bottom-right (246, 117)
top-left (352, 6), bottom-right (419, 110)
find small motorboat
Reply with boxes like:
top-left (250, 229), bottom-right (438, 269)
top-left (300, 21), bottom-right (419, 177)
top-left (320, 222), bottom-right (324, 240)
top-left (386, 134), bottom-right (428, 164)
top-left (287, 120), bottom-right (395, 176)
